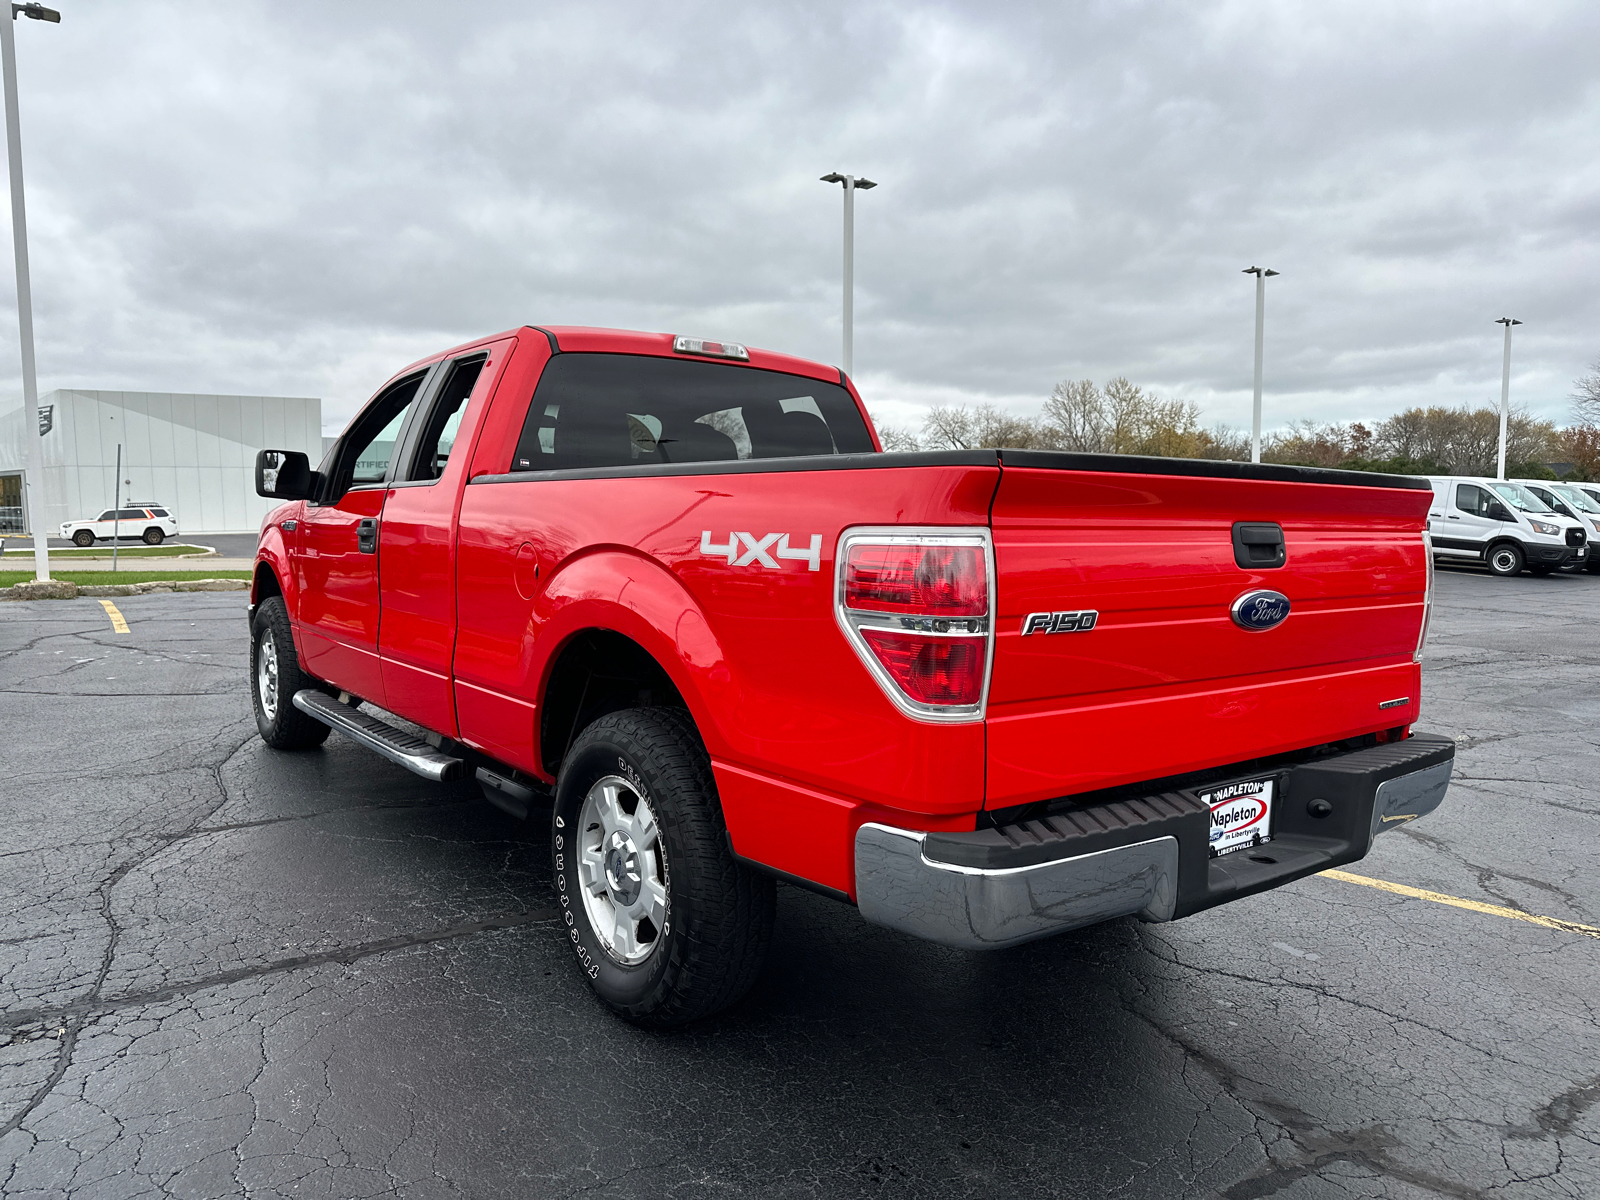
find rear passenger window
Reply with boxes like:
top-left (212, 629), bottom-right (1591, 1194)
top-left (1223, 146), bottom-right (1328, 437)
top-left (406, 355), bottom-right (486, 481)
top-left (510, 353), bottom-right (874, 472)
top-left (116, 509), bottom-right (146, 521)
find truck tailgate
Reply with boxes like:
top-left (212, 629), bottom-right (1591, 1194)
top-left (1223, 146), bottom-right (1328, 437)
top-left (986, 456), bottom-right (1431, 808)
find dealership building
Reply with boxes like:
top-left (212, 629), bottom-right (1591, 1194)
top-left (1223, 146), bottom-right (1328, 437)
top-left (0, 389), bottom-right (321, 538)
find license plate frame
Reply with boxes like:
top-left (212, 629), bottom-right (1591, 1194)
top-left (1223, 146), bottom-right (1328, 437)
top-left (1202, 775), bottom-right (1278, 858)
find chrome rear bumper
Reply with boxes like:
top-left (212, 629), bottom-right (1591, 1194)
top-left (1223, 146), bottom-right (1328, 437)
top-left (855, 825), bottom-right (1178, 950)
top-left (854, 733), bottom-right (1455, 951)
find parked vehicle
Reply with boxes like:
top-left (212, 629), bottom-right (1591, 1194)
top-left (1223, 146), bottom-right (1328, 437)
top-left (1423, 476), bottom-right (1587, 576)
top-left (60, 505), bottom-right (179, 547)
top-left (1513, 479), bottom-right (1600, 574)
top-left (249, 326), bottom-right (1454, 1025)
top-left (1566, 482), bottom-right (1600, 508)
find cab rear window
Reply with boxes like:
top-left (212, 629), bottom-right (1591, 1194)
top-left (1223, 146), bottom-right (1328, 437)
top-left (512, 353), bottom-right (873, 472)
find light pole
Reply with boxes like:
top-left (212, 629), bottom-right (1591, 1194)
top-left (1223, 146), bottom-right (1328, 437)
top-left (1, 1), bottom-right (60, 582)
top-left (1494, 317), bottom-right (1521, 480)
top-left (1242, 266), bottom-right (1279, 464)
top-left (820, 172), bottom-right (876, 377)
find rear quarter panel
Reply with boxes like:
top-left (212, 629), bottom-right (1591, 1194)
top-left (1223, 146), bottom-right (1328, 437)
top-left (452, 462), bottom-right (999, 890)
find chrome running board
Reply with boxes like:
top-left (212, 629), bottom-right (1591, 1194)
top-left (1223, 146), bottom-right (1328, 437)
top-left (292, 689), bottom-right (464, 782)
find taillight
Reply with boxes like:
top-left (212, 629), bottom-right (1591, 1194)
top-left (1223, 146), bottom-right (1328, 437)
top-left (858, 630), bottom-right (985, 705)
top-left (836, 529), bottom-right (993, 722)
top-left (844, 544), bottom-right (987, 616)
top-left (1415, 530), bottom-right (1434, 664)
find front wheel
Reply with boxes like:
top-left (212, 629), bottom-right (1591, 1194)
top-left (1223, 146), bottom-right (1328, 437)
top-left (1486, 543), bottom-right (1524, 577)
top-left (72, 529), bottom-right (95, 548)
top-left (250, 595), bottom-right (331, 750)
top-left (552, 708), bottom-right (775, 1027)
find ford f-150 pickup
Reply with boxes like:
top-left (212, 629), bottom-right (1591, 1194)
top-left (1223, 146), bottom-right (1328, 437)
top-left (250, 325), bottom-right (1454, 1026)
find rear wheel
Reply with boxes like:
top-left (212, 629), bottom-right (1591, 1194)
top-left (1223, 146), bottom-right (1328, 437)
top-left (142, 527), bottom-right (164, 545)
top-left (552, 707), bottom-right (774, 1027)
top-left (1486, 543), bottom-right (1524, 577)
top-left (72, 529), bottom-right (95, 548)
top-left (250, 595), bottom-right (331, 750)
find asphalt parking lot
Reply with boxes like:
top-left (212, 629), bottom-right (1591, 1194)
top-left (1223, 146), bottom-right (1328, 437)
top-left (1, 567), bottom-right (1596, 1198)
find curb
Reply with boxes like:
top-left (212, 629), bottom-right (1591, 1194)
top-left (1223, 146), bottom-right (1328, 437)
top-left (0, 578), bottom-right (249, 601)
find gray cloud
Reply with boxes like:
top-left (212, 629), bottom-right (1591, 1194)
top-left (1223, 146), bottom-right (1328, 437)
top-left (1, 0), bottom-right (1596, 436)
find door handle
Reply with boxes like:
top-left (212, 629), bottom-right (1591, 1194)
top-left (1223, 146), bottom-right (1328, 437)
top-left (1231, 521), bottom-right (1286, 569)
top-left (1447, 515), bottom-right (1462, 520)
top-left (357, 517), bottom-right (378, 553)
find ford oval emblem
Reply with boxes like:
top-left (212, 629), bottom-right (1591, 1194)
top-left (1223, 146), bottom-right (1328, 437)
top-left (1231, 589), bottom-right (1291, 631)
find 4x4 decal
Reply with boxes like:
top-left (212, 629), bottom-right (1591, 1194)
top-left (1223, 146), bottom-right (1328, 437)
top-left (700, 531), bottom-right (822, 571)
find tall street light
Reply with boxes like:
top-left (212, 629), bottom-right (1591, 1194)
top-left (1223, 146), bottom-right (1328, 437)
top-left (1495, 317), bottom-right (1522, 480)
top-left (1, 1), bottom-right (60, 582)
top-left (820, 172), bottom-right (876, 377)
top-left (1242, 266), bottom-right (1279, 464)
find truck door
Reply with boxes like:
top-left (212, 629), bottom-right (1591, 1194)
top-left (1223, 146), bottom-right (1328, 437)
top-left (295, 369), bottom-right (432, 707)
top-left (376, 340), bottom-right (513, 736)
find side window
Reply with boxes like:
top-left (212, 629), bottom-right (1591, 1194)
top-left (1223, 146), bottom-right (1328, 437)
top-left (341, 373), bottom-right (427, 488)
top-left (510, 353), bottom-right (873, 471)
top-left (150, 508), bottom-right (169, 517)
top-left (97, 510), bottom-right (116, 521)
top-left (1455, 484), bottom-right (1489, 518)
top-left (116, 509), bottom-right (146, 521)
top-left (405, 355), bottom-right (486, 481)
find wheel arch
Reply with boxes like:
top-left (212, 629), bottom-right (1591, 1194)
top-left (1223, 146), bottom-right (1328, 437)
top-left (530, 548), bottom-right (737, 778)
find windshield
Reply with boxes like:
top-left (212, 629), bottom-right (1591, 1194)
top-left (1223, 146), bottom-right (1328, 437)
top-left (1489, 482), bottom-right (1552, 513)
top-left (1552, 484), bottom-right (1600, 514)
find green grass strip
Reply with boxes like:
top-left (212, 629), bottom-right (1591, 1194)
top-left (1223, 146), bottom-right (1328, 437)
top-left (0, 544), bottom-right (212, 559)
top-left (0, 569), bottom-right (252, 586)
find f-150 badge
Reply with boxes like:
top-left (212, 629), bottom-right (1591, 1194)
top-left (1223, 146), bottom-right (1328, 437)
top-left (700, 531), bottom-right (822, 571)
top-left (1022, 610), bottom-right (1098, 635)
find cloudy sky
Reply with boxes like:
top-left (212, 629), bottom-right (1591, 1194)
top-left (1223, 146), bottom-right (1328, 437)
top-left (2, 0), bottom-right (1597, 438)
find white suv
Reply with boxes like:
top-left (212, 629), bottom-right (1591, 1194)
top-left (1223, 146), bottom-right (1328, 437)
top-left (60, 505), bottom-right (180, 547)
top-left (1424, 476), bottom-right (1587, 577)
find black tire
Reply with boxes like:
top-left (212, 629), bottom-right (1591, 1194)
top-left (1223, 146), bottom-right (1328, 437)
top-left (72, 529), bottom-right (95, 548)
top-left (1486, 542), bottom-right (1524, 577)
top-left (552, 707), bottom-right (774, 1027)
top-left (250, 595), bottom-right (331, 750)
top-left (142, 527), bottom-right (164, 545)
top-left (1529, 565), bottom-right (1554, 576)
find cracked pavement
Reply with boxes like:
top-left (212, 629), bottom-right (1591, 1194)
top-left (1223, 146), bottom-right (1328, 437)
top-left (1, 569), bottom-right (1597, 1198)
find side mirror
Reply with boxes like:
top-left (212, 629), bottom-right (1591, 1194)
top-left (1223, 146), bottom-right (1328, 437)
top-left (255, 449), bottom-right (319, 501)
top-left (1488, 504), bottom-right (1512, 522)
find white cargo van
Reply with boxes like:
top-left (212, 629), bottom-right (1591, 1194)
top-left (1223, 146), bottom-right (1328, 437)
top-left (1512, 479), bottom-right (1600, 574)
top-left (1424, 476), bottom-right (1588, 577)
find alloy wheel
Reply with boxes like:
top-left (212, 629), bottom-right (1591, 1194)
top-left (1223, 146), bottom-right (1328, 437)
top-left (576, 774), bottom-right (667, 965)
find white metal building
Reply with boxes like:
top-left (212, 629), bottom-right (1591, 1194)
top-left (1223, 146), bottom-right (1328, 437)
top-left (0, 389), bottom-right (321, 537)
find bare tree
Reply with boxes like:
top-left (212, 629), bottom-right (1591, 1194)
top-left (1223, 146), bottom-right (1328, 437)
top-left (1573, 360), bottom-right (1600, 427)
top-left (871, 416), bottom-right (922, 452)
top-left (1041, 380), bottom-right (1107, 450)
top-left (921, 405), bottom-right (979, 450)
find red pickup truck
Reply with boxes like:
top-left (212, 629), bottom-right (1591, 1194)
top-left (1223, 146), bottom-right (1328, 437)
top-left (251, 325), bottom-right (1454, 1026)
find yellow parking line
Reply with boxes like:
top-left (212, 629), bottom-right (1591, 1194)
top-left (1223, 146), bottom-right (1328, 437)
top-left (1321, 868), bottom-right (1600, 939)
top-left (97, 599), bottom-right (129, 634)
